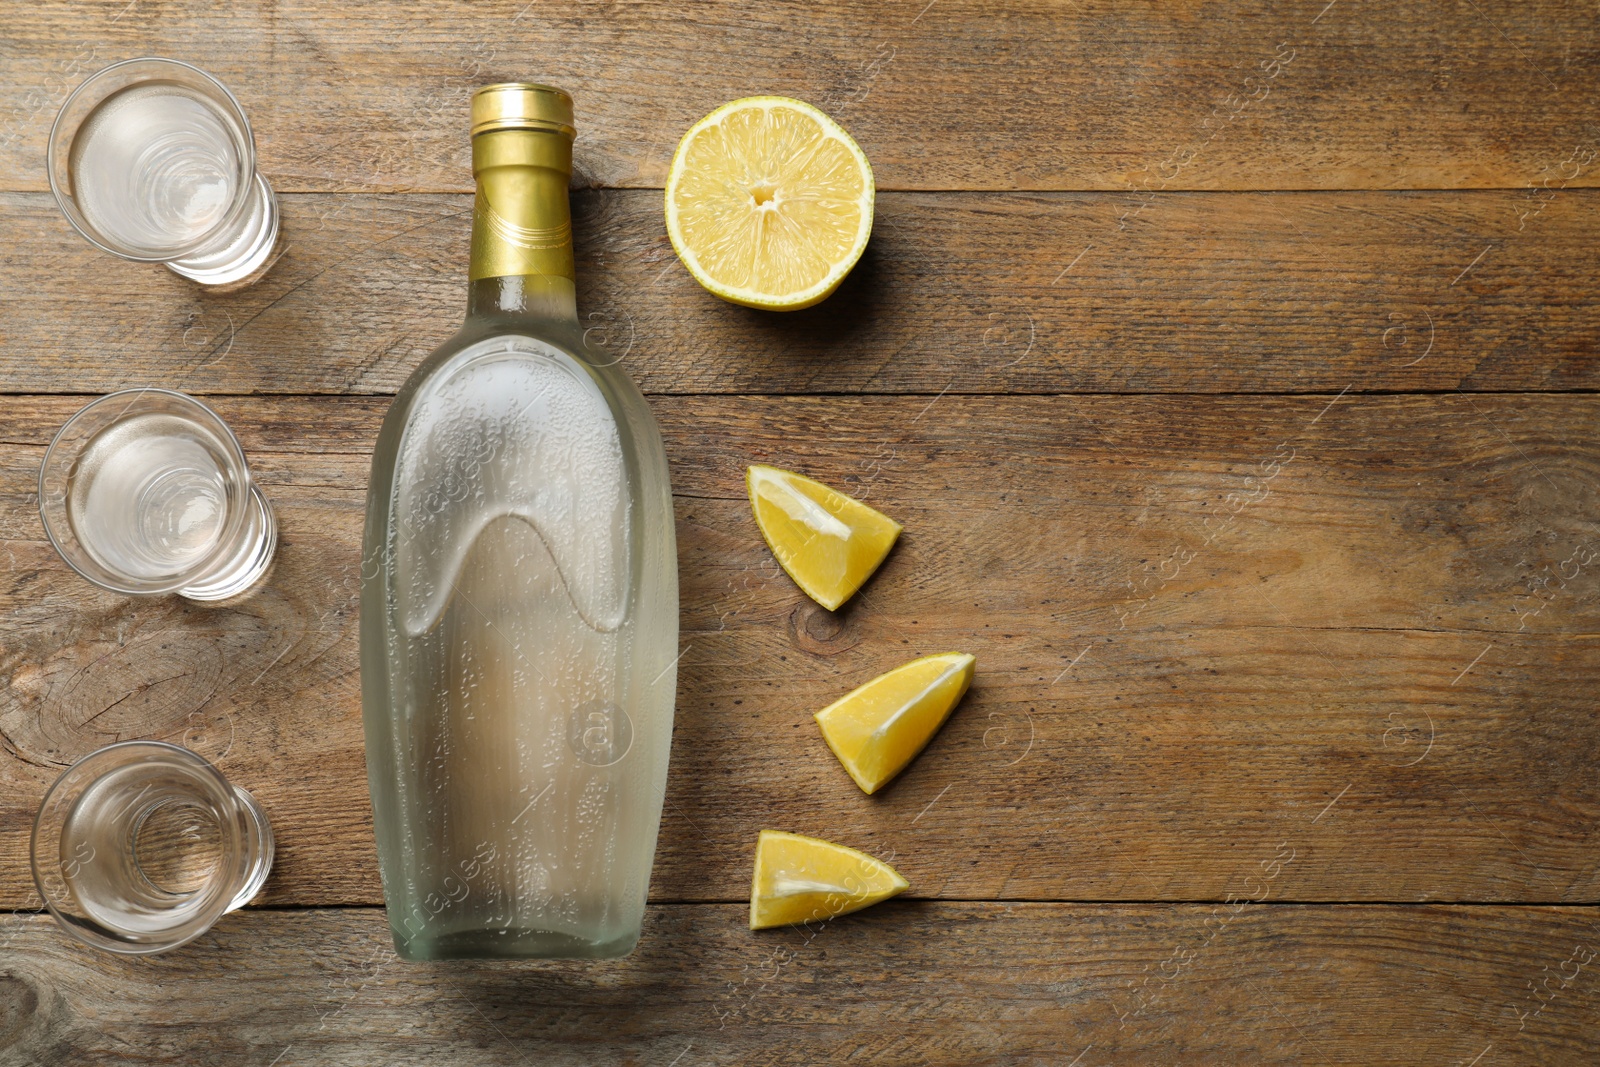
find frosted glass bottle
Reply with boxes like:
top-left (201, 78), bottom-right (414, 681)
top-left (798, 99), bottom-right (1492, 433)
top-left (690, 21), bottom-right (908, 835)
top-left (360, 84), bottom-right (677, 960)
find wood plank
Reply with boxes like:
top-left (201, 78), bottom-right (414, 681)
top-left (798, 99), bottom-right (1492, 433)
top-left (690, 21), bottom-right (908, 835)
top-left (2, 188), bottom-right (1598, 396)
top-left (3, 1), bottom-right (1597, 193)
top-left (0, 904), bottom-right (1595, 1064)
top-left (2, 393), bottom-right (1597, 908)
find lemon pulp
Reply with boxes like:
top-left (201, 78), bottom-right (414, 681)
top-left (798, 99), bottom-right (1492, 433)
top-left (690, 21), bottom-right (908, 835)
top-left (749, 830), bottom-right (908, 930)
top-left (665, 97), bottom-right (874, 310)
top-left (814, 652), bottom-right (976, 794)
top-left (746, 464), bottom-right (901, 611)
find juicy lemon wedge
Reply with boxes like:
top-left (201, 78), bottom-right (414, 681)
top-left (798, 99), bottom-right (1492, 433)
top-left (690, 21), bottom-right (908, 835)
top-left (665, 96), bottom-right (874, 310)
top-left (746, 464), bottom-right (901, 611)
top-left (815, 652), bottom-right (976, 794)
top-left (749, 830), bottom-right (908, 930)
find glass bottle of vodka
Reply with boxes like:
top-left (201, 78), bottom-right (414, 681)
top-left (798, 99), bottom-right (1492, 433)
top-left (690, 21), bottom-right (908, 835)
top-left (360, 84), bottom-right (677, 960)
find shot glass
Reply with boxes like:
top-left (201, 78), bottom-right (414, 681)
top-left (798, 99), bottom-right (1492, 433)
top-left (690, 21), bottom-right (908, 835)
top-left (46, 58), bottom-right (279, 286)
top-left (31, 741), bottom-right (274, 955)
top-left (39, 388), bottom-right (277, 601)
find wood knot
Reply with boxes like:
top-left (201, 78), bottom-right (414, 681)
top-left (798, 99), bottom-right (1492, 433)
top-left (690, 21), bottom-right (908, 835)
top-left (0, 974), bottom-right (40, 1049)
top-left (788, 599), bottom-right (861, 657)
top-left (0, 626), bottom-right (225, 767)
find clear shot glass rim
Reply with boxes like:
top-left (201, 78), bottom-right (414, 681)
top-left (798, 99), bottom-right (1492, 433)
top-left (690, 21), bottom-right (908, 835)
top-left (38, 387), bottom-right (257, 596)
top-left (46, 56), bottom-right (261, 263)
top-left (29, 739), bottom-right (252, 956)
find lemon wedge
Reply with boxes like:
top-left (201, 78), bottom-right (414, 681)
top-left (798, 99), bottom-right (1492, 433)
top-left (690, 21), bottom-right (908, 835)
top-left (749, 830), bottom-right (908, 930)
top-left (665, 96), bottom-right (874, 310)
top-left (746, 464), bottom-right (901, 611)
top-left (815, 652), bottom-right (976, 794)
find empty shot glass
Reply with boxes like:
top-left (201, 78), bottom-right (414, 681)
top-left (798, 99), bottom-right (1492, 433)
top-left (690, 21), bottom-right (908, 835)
top-left (31, 741), bottom-right (274, 955)
top-left (39, 388), bottom-right (277, 601)
top-left (47, 58), bottom-right (279, 286)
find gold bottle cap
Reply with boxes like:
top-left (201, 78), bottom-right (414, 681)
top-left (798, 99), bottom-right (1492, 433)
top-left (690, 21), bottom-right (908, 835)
top-left (471, 83), bottom-right (576, 138)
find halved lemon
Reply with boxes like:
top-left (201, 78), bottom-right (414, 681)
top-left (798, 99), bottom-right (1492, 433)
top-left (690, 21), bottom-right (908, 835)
top-left (815, 652), bottom-right (976, 794)
top-left (747, 464), bottom-right (901, 611)
top-left (665, 96), bottom-right (874, 311)
top-left (749, 830), bottom-right (908, 930)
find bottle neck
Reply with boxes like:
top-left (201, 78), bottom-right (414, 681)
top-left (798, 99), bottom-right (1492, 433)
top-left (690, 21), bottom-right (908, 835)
top-left (466, 128), bottom-right (578, 329)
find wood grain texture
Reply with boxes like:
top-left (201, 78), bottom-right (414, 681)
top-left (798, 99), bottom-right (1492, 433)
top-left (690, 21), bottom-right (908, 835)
top-left (4, 5), bottom-right (1597, 1059)
top-left (2, 393), bottom-right (1596, 908)
top-left (3, 1), bottom-right (1598, 193)
top-left (2, 188), bottom-right (1598, 397)
top-left (0, 904), bottom-right (1596, 1065)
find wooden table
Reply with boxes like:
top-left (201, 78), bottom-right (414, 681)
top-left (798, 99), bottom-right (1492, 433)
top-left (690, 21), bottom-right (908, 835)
top-left (3, 2), bottom-right (1598, 1063)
